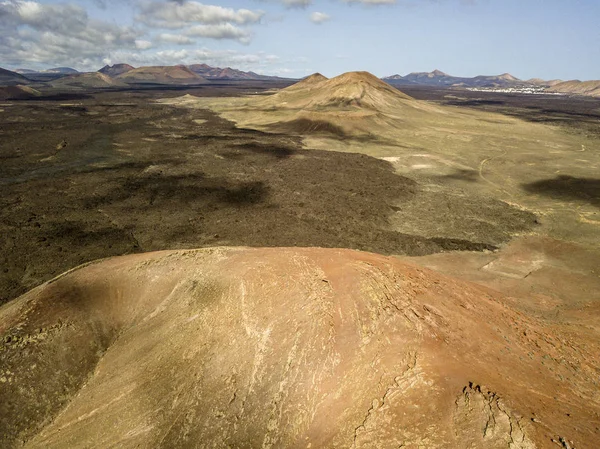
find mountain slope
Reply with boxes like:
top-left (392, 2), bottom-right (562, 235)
top-left (188, 63), bottom-right (285, 80)
top-left (116, 65), bottom-right (208, 85)
top-left (548, 80), bottom-right (600, 97)
top-left (0, 67), bottom-right (31, 86)
top-left (49, 72), bottom-right (127, 89)
top-left (526, 78), bottom-right (564, 87)
top-left (383, 70), bottom-right (524, 88)
top-left (160, 70), bottom-right (444, 142)
top-left (0, 85), bottom-right (40, 100)
top-left (2, 247), bottom-right (598, 448)
top-left (256, 71), bottom-right (413, 110)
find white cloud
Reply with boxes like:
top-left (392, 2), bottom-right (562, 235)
top-left (341, 0), bottom-right (396, 4)
top-left (137, 1), bottom-right (264, 28)
top-left (185, 23), bottom-right (252, 44)
top-left (0, 0), bottom-right (269, 69)
top-left (135, 39), bottom-right (153, 50)
top-left (0, 0), bottom-right (140, 69)
top-left (106, 48), bottom-right (282, 73)
top-left (283, 0), bottom-right (312, 8)
top-left (255, 0), bottom-right (312, 9)
top-left (156, 33), bottom-right (195, 45)
top-left (310, 12), bottom-right (330, 24)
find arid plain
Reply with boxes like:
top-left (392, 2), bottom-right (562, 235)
top-left (1, 74), bottom-right (600, 448)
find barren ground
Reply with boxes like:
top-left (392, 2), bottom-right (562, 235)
top-left (0, 84), bottom-right (561, 304)
top-left (1, 247), bottom-right (599, 448)
top-left (1, 82), bottom-right (599, 448)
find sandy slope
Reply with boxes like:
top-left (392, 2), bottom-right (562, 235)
top-left (0, 85), bottom-right (40, 100)
top-left (549, 80), bottom-right (600, 98)
top-left (1, 247), bottom-right (599, 448)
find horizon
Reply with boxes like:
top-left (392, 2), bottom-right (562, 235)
top-left (9, 64), bottom-right (570, 82)
top-left (1, 1), bottom-right (599, 81)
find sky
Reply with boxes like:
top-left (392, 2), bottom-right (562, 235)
top-left (0, 0), bottom-right (599, 80)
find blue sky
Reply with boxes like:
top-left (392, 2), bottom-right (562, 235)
top-left (1, 0), bottom-right (599, 80)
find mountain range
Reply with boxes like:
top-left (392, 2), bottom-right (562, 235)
top-left (15, 67), bottom-right (79, 75)
top-left (383, 70), bottom-right (559, 88)
top-left (113, 65), bottom-right (208, 85)
top-left (1, 64), bottom-right (599, 98)
top-left (98, 63), bottom-right (286, 81)
top-left (187, 63), bottom-right (287, 81)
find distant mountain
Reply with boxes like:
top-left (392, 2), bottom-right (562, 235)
top-left (383, 70), bottom-right (524, 88)
top-left (188, 64), bottom-right (286, 81)
top-left (403, 69), bottom-right (453, 85)
top-left (116, 65), bottom-right (208, 85)
top-left (469, 73), bottom-right (521, 86)
top-left (14, 68), bottom-right (37, 74)
top-left (50, 72), bottom-right (127, 90)
top-left (0, 67), bottom-right (31, 86)
top-left (526, 78), bottom-right (563, 87)
top-left (99, 64), bottom-right (135, 77)
top-left (45, 67), bottom-right (79, 74)
top-left (548, 80), bottom-right (600, 98)
top-left (15, 67), bottom-right (79, 75)
top-left (383, 74), bottom-right (405, 81)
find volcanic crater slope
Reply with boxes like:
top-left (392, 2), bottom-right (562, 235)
top-left (262, 71), bottom-right (414, 110)
top-left (1, 247), bottom-right (599, 448)
top-left (160, 71), bottom-right (442, 141)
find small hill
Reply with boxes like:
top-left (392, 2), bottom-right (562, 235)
top-left (162, 70), bottom-right (442, 141)
top-left (301, 72), bottom-right (328, 83)
top-left (284, 72), bottom-right (328, 91)
top-left (116, 65), bottom-right (208, 85)
top-left (0, 85), bottom-right (40, 100)
top-left (470, 73), bottom-right (522, 87)
top-left (49, 72), bottom-right (126, 89)
top-left (268, 71), bottom-right (413, 111)
top-left (1, 247), bottom-right (598, 448)
top-left (314, 71), bottom-right (413, 107)
top-left (0, 67), bottom-right (31, 86)
top-left (98, 63), bottom-right (134, 77)
top-left (181, 70), bottom-right (434, 140)
top-left (548, 80), bottom-right (600, 98)
top-left (526, 78), bottom-right (564, 87)
top-left (497, 73), bottom-right (518, 81)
